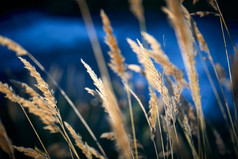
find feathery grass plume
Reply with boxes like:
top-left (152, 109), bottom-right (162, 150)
top-left (163, 0), bottom-right (205, 135)
top-left (207, 0), bottom-right (218, 11)
top-left (185, 1), bottom-right (238, 146)
top-left (181, 5), bottom-right (210, 54)
top-left (128, 39), bottom-right (181, 157)
top-left (127, 39), bottom-right (174, 114)
top-left (182, 116), bottom-right (192, 138)
top-left (101, 10), bottom-right (127, 81)
top-left (148, 88), bottom-right (161, 158)
top-left (81, 59), bottom-right (132, 159)
top-left (0, 120), bottom-right (15, 159)
top-left (0, 82), bottom-right (59, 133)
top-left (86, 145), bottom-right (105, 159)
top-left (101, 10), bottom-right (138, 157)
top-left (190, 11), bottom-right (219, 17)
top-left (14, 146), bottom-right (48, 159)
top-left (10, 80), bottom-right (39, 97)
top-left (141, 32), bottom-right (186, 99)
top-left (148, 88), bottom-right (158, 133)
top-left (64, 122), bottom-right (93, 159)
top-left (141, 32), bottom-right (184, 81)
top-left (85, 87), bottom-right (103, 102)
top-left (18, 57), bottom-right (57, 112)
top-left (129, 0), bottom-right (145, 23)
top-left (0, 35), bottom-right (28, 56)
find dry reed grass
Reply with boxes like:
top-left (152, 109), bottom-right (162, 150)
top-left (0, 0), bottom-right (237, 158)
top-left (81, 59), bottom-right (132, 159)
top-left (14, 146), bottom-right (48, 159)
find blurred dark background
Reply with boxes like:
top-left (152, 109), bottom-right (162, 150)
top-left (0, 0), bottom-right (238, 20)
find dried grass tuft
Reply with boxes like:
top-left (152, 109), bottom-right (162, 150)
top-left (64, 122), bottom-right (93, 159)
top-left (19, 57), bottom-right (57, 111)
top-left (148, 89), bottom-right (158, 133)
top-left (163, 0), bottom-right (205, 132)
top-left (14, 146), bottom-right (48, 159)
top-left (101, 10), bottom-right (127, 81)
top-left (0, 35), bottom-right (28, 56)
top-left (82, 59), bottom-right (132, 159)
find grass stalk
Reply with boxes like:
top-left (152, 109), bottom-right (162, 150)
top-left (219, 17), bottom-right (238, 123)
top-left (214, 0), bottom-right (238, 57)
top-left (125, 83), bottom-right (139, 159)
top-left (18, 103), bottom-right (50, 158)
top-left (156, 111), bottom-right (165, 159)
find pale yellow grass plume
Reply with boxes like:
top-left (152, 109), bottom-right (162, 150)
top-left (14, 146), bottom-right (48, 159)
top-left (127, 39), bottom-right (171, 110)
top-left (141, 32), bottom-right (185, 83)
top-left (129, 0), bottom-right (145, 23)
top-left (163, 0), bottom-right (204, 131)
top-left (0, 120), bottom-right (15, 159)
top-left (86, 145), bottom-right (105, 159)
top-left (0, 81), bottom-right (59, 133)
top-left (85, 87), bottom-right (102, 102)
top-left (81, 59), bottom-right (132, 159)
top-left (11, 80), bottom-right (39, 97)
top-left (0, 80), bottom-right (78, 157)
top-left (100, 10), bottom-right (127, 81)
top-left (18, 57), bottom-right (57, 112)
top-left (181, 5), bottom-right (210, 54)
top-left (0, 35), bottom-right (28, 56)
top-left (64, 122), bottom-right (93, 159)
top-left (148, 89), bottom-right (158, 133)
top-left (190, 11), bottom-right (219, 17)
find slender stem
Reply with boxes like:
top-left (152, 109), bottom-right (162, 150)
top-left (126, 85), bottom-right (151, 127)
top-left (152, 139), bottom-right (159, 159)
top-left (59, 130), bottom-right (74, 159)
top-left (215, 0), bottom-right (238, 56)
top-left (163, 104), bottom-right (173, 159)
top-left (76, 0), bottom-right (111, 83)
top-left (59, 117), bottom-right (79, 159)
top-left (18, 103), bottom-right (50, 158)
top-left (198, 48), bottom-right (229, 127)
top-left (156, 111), bottom-right (165, 159)
top-left (218, 18), bottom-right (238, 146)
top-left (177, 119), bottom-right (198, 159)
top-left (126, 84), bottom-right (159, 158)
top-left (219, 17), bottom-right (238, 123)
top-left (125, 82), bottom-right (138, 159)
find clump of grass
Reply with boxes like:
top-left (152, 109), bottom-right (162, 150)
top-left (0, 0), bottom-right (237, 158)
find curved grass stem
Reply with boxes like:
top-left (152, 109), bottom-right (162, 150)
top-left (18, 103), bottom-right (50, 158)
